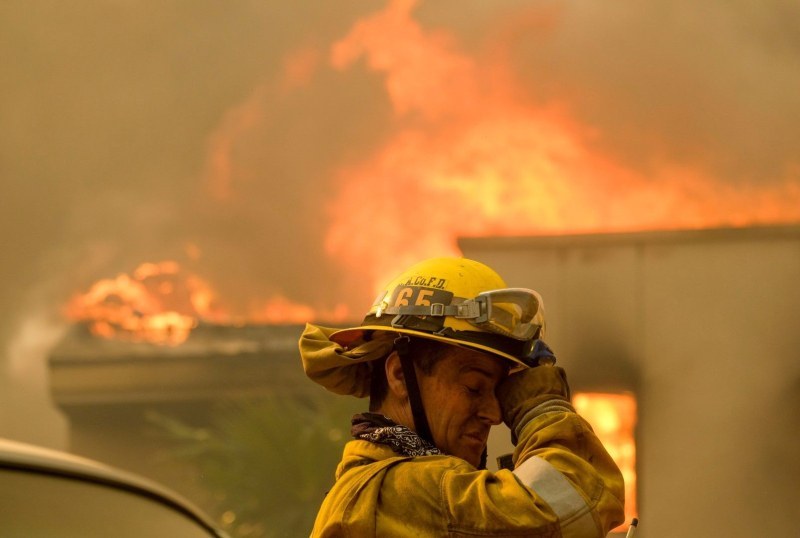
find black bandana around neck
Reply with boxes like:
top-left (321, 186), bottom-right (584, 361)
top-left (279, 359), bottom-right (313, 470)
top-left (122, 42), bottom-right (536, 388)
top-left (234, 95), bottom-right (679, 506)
top-left (351, 413), bottom-right (442, 457)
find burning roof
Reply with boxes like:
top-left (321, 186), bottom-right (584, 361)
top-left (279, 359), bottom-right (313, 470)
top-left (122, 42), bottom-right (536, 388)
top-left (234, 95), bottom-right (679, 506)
top-left (46, 0), bottom-right (800, 344)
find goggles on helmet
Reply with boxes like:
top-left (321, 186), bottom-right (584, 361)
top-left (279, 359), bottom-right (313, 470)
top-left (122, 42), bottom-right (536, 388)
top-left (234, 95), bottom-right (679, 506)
top-left (374, 287), bottom-right (542, 341)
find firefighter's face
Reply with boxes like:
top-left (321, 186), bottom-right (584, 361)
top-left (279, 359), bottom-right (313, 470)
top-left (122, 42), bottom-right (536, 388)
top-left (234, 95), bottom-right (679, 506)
top-left (418, 347), bottom-right (507, 467)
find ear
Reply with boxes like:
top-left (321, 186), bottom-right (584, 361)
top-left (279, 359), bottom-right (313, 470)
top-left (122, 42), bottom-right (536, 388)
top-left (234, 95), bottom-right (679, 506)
top-left (384, 351), bottom-right (408, 399)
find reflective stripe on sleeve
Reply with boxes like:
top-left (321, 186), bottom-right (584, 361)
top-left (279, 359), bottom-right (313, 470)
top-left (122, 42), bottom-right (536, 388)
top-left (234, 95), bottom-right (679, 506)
top-left (513, 456), bottom-right (599, 538)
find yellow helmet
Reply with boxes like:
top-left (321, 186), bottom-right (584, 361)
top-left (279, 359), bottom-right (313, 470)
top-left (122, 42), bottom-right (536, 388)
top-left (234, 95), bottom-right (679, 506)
top-left (330, 257), bottom-right (546, 368)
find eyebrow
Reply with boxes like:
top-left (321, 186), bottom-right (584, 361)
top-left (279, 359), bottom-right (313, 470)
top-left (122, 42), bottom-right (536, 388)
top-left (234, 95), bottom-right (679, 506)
top-left (459, 365), bottom-right (500, 380)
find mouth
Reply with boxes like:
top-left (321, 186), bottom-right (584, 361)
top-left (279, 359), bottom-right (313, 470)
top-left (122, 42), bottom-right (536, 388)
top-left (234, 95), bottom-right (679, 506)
top-left (463, 431), bottom-right (488, 447)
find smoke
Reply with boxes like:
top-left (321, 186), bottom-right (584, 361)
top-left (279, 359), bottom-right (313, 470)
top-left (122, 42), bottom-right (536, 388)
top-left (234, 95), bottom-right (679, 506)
top-left (1, 0), bottom-right (798, 439)
top-left (1, 289), bottom-right (68, 447)
top-left (498, 0), bottom-right (800, 183)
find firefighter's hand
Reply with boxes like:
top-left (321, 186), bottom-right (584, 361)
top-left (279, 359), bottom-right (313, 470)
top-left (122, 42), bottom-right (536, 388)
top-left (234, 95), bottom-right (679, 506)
top-left (496, 365), bottom-right (572, 443)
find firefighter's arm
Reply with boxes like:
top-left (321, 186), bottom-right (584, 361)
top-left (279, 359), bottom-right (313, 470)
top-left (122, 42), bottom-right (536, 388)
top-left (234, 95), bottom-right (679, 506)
top-left (437, 365), bottom-right (624, 536)
top-left (498, 364), bottom-right (625, 536)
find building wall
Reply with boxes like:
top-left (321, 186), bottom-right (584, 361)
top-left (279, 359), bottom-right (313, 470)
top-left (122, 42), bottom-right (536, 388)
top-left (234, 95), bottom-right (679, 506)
top-left (48, 324), bottom-right (317, 516)
top-left (463, 225), bottom-right (800, 538)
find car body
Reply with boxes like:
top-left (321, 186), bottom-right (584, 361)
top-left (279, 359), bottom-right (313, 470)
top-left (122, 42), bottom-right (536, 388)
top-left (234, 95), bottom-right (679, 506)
top-left (0, 437), bottom-right (229, 538)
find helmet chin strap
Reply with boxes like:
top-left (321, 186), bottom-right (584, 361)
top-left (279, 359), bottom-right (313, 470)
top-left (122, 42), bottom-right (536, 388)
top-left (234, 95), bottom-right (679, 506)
top-left (394, 335), bottom-right (434, 445)
top-left (393, 335), bottom-right (488, 470)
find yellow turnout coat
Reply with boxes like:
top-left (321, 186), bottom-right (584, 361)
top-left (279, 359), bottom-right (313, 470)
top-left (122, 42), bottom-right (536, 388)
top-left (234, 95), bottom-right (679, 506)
top-left (310, 365), bottom-right (625, 537)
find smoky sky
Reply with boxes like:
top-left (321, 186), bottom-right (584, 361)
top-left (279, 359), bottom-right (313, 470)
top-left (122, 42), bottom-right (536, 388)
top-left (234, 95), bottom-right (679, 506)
top-left (2, 0), bottom-right (799, 373)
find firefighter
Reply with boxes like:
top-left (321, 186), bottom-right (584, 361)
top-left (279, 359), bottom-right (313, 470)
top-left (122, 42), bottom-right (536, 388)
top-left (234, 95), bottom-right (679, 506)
top-left (299, 257), bottom-right (624, 536)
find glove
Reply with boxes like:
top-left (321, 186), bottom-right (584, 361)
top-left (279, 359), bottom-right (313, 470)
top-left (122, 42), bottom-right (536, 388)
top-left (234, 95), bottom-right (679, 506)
top-left (497, 364), bottom-right (573, 444)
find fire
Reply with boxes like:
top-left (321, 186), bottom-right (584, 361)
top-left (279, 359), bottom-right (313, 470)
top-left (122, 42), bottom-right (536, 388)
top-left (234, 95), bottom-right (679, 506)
top-left (573, 392), bottom-right (637, 530)
top-left (65, 261), bottom-right (221, 345)
top-left (323, 0), bottom-right (800, 293)
top-left (75, 1), bottom-right (800, 342)
top-left (66, 261), bottom-right (350, 345)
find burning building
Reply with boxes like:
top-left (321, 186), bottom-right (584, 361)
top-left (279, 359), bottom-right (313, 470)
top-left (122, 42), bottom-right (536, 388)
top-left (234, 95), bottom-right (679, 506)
top-left (48, 224), bottom-right (800, 538)
top-left (470, 224), bottom-right (800, 538)
top-left (4, 1), bottom-right (800, 537)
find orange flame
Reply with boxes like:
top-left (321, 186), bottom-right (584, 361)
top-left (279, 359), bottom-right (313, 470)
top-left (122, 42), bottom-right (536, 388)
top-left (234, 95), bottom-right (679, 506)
top-left (66, 261), bottom-right (351, 345)
top-left (64, 261), bottom-right (226, 345)
top-left (574, 392), bottom-right (637, 531)
top-left (324, 0), bottom-right (800, 293)
top-left (88, 1), bottom-right (800, 342)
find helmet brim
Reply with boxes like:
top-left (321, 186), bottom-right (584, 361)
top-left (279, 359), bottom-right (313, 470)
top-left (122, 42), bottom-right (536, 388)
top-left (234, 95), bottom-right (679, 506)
top-left (330, 325), bottom-right (529, 370)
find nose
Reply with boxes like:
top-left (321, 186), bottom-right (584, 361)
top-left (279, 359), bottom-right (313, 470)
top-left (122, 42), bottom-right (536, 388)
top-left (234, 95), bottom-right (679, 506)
top-left (478, 392), bottom-right (503, 426)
